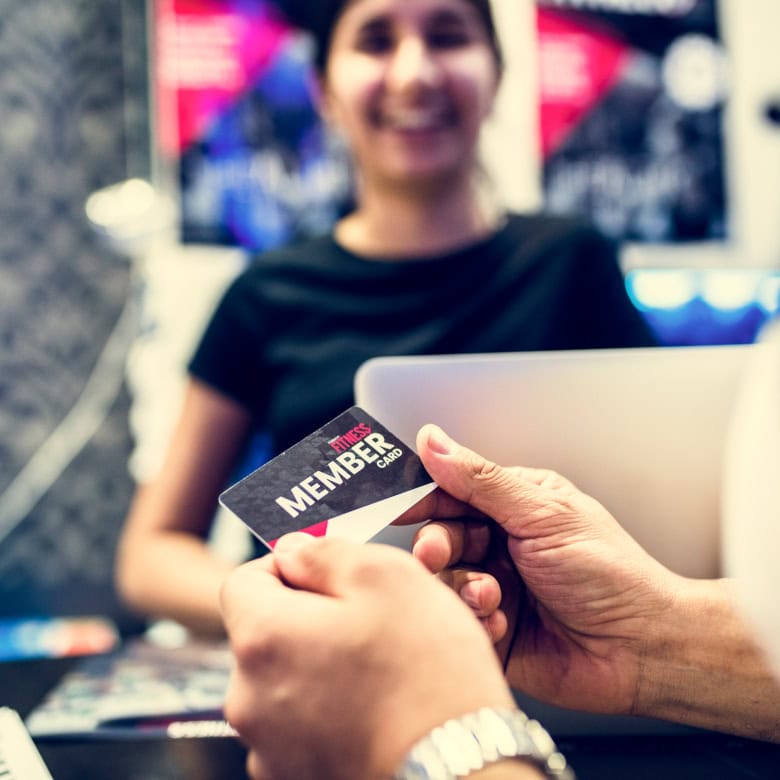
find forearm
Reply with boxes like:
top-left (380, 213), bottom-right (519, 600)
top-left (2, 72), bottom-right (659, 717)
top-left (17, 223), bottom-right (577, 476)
top-left (116, 530), bottom-right (231, 636)
top-left (636, 577), bottom-right (780, 741)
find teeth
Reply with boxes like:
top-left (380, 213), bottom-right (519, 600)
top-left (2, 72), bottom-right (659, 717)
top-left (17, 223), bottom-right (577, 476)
top-left (385, 110), bottom-right (447, 130)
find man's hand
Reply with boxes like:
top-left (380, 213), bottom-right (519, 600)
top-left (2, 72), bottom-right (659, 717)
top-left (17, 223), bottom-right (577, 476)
top-left (402, 424), bottom-right (680, 715)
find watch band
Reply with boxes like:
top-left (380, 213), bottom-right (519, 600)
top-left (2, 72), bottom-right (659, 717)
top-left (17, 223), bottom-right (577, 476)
top-left (393, 706), bottom-right (575, 780)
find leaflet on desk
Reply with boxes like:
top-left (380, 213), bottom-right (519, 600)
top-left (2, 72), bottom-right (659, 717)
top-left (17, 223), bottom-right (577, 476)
top-left (219, 406), bottom-right (436, 550)
top-left (25, 638), bottom-right (234, 740)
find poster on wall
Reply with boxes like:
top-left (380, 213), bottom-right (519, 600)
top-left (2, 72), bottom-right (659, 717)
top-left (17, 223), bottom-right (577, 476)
top-left (535, 0), bottom-right (728, 244)
top-left (153, 0), bottom-right (352, 250)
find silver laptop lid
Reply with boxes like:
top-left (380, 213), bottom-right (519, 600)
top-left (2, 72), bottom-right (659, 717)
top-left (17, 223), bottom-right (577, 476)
top-left (355, 345), bottom-right (752, 579)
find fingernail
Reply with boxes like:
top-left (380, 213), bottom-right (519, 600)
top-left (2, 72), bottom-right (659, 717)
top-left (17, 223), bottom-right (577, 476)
top-left (427, 425), bottom-right (452, 456)
top-left (460, 581), bottom-right (481, 609)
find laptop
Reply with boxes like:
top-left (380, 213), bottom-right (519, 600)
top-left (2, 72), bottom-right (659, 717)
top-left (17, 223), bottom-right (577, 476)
top-left (355, 345), bottom-right (751, 580)
top-left (355, 345), bottom-right (755, 735)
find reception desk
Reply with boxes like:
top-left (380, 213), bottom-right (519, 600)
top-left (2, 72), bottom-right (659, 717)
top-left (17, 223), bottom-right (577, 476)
top-left (2, 656), bottom-right (779, 779)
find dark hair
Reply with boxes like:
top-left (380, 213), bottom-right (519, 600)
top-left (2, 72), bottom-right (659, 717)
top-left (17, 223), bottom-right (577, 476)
top-left (276, 0), bottom-right (503, 74)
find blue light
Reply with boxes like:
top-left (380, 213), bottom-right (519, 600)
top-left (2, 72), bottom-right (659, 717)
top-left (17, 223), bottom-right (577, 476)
top-left (700, 270), bottom-right (759, 311)
top-left (625, 269), bottom-right (780, 346)
top-left (626, 269), bottom-right (697, 310)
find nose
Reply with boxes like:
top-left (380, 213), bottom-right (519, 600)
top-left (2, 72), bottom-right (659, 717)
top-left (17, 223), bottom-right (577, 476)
top-left (386, 36), bottom-right (444, 93)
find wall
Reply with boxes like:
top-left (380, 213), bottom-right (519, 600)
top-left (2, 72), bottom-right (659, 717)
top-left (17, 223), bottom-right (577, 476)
top-left (0, 0), bottom-right (148, 627)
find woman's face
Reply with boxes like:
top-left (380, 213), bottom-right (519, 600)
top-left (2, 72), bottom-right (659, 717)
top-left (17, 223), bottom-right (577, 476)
top-left (320, 0), bottom-right (501, 192)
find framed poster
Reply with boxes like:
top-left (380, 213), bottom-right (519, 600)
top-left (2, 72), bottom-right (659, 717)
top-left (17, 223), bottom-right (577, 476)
top-left (535, 0), bottom-right (728, 244)
top-left (152, 0), bottom-right (352, 250)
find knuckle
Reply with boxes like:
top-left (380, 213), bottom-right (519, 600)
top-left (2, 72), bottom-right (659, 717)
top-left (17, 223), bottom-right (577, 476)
top-left (223, 692), bottom-right (247, 734)
top-left (231, 626), bottom-right (282, 673)
top-left (472, 457), bottom-right (511, 492)
top-left (472, 458), bottom-right (514, 499)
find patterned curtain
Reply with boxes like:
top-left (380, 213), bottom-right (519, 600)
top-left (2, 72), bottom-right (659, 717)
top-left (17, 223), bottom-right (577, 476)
top-left (0, 0), bottom-right (148, 629)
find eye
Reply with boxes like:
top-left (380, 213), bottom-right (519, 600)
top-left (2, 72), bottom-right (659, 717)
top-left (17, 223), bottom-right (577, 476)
top-left (354, 20), bottom-right (394, 54)
top-left (427, 27), bottom-right (470, 49)
top-left (426, 14), bottom-right (473, 50)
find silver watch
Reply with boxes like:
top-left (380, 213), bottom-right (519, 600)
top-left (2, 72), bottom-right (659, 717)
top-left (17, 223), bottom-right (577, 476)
top-left (393, 706), bottom-right (575, 780)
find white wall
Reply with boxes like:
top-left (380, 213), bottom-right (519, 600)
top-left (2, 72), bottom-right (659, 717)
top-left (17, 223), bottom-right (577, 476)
top-left (482, 0), bottom-right (543, 212)
top-left (718, 0), bottom-right (780, 266)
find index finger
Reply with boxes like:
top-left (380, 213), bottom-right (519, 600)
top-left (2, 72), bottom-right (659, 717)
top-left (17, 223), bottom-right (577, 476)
top-left (412, 519), bottom-right (492, 573)
top-left (220, 550), bottom-right (311, 640)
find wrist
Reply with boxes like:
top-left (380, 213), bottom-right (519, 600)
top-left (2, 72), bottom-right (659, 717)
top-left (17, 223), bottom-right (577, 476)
top-left (469, 762), bottom-right (546, 779)
top-left (634, 576), bottom-right (780, 739)
top-left (391, 706), bottom-right (574, 780)
top-left (634, 576), bottom-right (721, 717)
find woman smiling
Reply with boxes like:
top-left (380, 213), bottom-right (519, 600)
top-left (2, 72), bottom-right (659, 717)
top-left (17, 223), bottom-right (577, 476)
top-left (115, 0), bottom-right (656, 634)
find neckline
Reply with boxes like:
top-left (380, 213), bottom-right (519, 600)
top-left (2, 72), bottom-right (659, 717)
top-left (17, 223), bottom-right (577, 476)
top-left (329, 212), bottom-right (515, 267)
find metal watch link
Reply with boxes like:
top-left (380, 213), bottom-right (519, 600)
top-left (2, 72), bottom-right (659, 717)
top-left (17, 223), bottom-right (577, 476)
top-left (393, 706), bottom-right (575, 780)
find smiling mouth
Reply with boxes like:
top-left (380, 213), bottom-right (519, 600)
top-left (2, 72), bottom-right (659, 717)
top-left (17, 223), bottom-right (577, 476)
top-left (377, 106), bottom-right (457, 133)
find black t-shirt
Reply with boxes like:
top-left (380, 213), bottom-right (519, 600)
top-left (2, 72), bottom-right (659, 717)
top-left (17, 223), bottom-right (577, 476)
top-left (189, 212), bottom-right (657, 453)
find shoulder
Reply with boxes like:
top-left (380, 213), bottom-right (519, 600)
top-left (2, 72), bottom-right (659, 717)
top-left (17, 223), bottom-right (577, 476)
top-left (242, 234), bottom-right (339, 277)
top-left (503, 211), bottom-right (612, 250)
top-left (221, 234), bottom-right (341, 300)
top-left (496, 212), bottom-right (619, 277)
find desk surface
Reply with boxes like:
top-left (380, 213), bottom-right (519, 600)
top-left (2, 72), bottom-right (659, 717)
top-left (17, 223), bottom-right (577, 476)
top-left (3, 657), bottom-right (780, 780)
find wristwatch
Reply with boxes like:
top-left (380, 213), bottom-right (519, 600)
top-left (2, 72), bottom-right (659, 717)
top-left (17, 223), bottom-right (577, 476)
top-left (393, 706), bottom-right (575, 780)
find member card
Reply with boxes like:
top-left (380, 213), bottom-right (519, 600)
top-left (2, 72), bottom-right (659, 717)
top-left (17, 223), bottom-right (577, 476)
top-left (219, 406), bottom-right (436, 550)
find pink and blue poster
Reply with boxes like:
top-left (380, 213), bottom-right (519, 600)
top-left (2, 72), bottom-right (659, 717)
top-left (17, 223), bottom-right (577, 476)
top-left (153, 0), bottom-right (352, 249)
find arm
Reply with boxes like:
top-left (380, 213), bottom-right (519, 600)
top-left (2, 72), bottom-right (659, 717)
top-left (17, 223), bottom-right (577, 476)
top-left (634, 576), bottom-right (780, 741)
top-left (115, 378), bottom-right (252, 635)
top-left (406, 424), bottom-right (780, 742)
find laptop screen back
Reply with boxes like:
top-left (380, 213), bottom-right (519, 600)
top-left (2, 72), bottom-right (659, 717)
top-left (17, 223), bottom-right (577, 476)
top-left (355, 345), bottom-right (752, 579)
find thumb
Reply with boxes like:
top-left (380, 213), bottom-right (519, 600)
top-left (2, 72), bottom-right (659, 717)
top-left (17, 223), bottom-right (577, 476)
top-left (415, 424), bottom-right (541, 537)
top-left (272, 532), bottom-right (348, 596)
top-left (273, 533), bottom-right (410, 598)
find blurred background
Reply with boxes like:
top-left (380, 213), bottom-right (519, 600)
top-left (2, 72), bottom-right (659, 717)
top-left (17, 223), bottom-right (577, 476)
top-left (0, 0), bottom-right (148, 633)
top-left (0, 0), bottom-right (779, 648)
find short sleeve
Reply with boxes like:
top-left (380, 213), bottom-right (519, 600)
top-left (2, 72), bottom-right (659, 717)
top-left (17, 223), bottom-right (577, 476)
top-left (188, 274), bottom-right (271, 414)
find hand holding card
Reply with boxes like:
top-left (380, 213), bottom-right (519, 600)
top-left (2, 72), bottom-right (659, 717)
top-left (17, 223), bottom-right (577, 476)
top-left (219, 407), bottom-right (436, 550)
